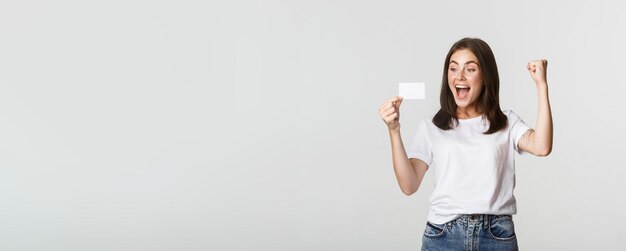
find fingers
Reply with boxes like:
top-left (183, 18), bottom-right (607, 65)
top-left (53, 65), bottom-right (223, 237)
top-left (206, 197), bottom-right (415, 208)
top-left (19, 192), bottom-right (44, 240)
top-left (379, 96), bottom-right (402, 124)
top-left (386, 96), bottom-right (402, 106)
top-left (527, 59), bottom-right (548, 69)
top-left (386, 113), bottom-right (399, 122)
top-left (527, 60), bottom-right (541, 74)
top-left (381, 104), bottom-right (398, 118)
top-left (395, 96), bottom-right (403, 109)
top-left (382, 111), bottom-right (399, 123)
top-left (381, 106), bottom-right (396, 117)
top-left (379, 102), bottom-right (393, 114)
top-left (379, 96), bottom-right (402, 111)
top-left (526, 59), bottom-right (548, 84)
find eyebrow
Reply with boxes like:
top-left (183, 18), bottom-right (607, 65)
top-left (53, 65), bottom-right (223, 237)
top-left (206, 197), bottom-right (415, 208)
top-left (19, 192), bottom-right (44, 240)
top-left (449, 60), bottom-right (479, 66)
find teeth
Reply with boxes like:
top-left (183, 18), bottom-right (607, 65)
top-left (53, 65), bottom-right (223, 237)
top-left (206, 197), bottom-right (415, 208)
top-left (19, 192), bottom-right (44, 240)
top-left (455, 85), bottom-right (470, 89)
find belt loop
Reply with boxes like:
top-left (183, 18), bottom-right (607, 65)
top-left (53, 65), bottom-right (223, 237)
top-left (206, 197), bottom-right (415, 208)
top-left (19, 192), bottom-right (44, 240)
top-left (484, 215), bottom-right (488, 228)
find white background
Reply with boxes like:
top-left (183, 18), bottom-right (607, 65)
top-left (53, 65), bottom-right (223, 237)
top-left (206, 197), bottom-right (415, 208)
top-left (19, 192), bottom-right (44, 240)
top-left (1, 0), bottom-right (625, 250)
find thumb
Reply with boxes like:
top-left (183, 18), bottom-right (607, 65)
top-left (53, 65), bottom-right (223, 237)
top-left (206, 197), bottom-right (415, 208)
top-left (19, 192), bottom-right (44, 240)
top-left (394, 96), bottom-right (403, 109)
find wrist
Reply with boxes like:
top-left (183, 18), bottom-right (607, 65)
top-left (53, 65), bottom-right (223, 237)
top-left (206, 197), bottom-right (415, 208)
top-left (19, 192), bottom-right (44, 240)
top-left (535, 80), bottom-right (548, 87)
top-left (388, 127), bottom-right (401, 135)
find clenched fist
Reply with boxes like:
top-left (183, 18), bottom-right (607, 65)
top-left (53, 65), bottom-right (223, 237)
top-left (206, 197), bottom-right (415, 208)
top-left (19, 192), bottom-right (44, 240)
top-left (527, 59), bottom-right (548, 86)
top-left (379, 96), bottom-right (403, 131)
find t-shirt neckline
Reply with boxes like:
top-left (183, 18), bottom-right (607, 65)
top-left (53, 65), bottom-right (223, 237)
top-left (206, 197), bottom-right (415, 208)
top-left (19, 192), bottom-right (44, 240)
top-left (457, 114), bottom-right (484, 123)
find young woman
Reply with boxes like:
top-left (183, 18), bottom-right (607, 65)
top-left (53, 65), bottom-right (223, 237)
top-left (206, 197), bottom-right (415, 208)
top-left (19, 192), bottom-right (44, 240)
top-left (378, 38), bottom-right (553, 250)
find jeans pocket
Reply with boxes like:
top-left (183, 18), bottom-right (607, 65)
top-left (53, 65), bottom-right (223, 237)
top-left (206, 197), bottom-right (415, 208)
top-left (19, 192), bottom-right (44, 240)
top-left (423, 221), bottom-right (446, 238)
top-left (488, 215), bottom-right (516, 241)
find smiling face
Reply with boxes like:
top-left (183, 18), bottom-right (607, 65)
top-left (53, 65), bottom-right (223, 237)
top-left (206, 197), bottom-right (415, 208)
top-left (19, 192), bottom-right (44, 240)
top-left (447, 49), bottom-right (484, 113)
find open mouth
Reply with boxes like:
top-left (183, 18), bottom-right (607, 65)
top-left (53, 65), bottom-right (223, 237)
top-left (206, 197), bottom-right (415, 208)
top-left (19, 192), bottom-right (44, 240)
top-left (455, 85), bottom-right (470, 99)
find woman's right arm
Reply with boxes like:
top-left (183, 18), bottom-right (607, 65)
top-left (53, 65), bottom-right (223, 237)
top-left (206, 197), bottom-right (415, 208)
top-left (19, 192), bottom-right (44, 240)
top-left (379, 96), bottom-right (429, 196)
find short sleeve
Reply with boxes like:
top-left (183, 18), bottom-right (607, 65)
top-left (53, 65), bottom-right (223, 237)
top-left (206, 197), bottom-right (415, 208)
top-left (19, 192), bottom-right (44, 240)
top-left (406, 119), bottom-right (433, 165)
top-left (508, 111), bottom-right (532, 154)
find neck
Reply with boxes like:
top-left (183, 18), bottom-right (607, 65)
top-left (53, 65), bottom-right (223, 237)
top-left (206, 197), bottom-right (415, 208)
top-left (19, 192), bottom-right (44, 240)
top-left (456, 105), bottom-right (481, 119)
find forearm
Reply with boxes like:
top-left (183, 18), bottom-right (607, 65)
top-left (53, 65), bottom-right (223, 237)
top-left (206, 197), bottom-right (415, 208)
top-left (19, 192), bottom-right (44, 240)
top-left (533, 83), bottom-right (553, 155)
top-left (388, 129), bottom-right (419, 195)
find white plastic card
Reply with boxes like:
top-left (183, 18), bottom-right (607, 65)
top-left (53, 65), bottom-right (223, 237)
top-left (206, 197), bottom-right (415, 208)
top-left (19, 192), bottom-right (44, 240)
top-left (399, 82), bottom-right (425, 100)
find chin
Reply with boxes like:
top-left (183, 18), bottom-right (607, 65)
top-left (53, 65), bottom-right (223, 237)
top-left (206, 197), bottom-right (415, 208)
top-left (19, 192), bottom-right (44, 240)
top-left (454, 99), bottom-right (469, 108)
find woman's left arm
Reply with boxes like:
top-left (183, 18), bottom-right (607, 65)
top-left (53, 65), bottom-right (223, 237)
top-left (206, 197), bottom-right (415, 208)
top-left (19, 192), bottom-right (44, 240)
top-left (518, 59), bottom-right (553, 156)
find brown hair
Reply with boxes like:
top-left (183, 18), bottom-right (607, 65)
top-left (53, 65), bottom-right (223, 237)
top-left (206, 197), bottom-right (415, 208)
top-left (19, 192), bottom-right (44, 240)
top-left (432, 37), bottom-right (507, 134)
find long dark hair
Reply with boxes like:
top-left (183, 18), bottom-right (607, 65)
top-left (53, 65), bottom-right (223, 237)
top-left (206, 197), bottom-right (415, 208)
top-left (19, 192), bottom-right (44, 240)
top-left (433, 37), bottom-right (507, 134)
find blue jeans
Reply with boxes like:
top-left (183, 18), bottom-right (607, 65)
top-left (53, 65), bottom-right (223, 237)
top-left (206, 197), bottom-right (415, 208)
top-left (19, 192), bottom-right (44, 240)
top-left (421, 214), bottom-right (518, 251)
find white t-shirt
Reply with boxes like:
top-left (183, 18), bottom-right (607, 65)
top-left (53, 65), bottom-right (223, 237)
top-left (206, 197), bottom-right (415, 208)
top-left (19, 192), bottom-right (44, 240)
top-left (406, 110), bottom-right (531, 224)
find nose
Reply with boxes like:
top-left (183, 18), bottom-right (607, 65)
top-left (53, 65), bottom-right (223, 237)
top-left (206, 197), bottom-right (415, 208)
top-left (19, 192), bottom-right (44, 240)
top-left (456, 70), bottom-right (466, 81)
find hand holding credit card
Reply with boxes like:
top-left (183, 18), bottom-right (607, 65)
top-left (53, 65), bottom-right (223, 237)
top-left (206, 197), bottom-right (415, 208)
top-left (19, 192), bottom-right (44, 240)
top-left (399, 82), bottom-right (425, 100)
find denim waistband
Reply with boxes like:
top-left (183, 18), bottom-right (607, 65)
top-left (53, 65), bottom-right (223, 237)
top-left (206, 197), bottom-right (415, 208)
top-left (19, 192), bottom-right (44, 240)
top-left (447, 214), bottom-right (493, 228)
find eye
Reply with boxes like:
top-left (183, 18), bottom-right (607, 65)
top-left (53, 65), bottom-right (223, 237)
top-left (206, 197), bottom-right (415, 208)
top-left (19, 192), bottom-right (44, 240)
top-left (467, 68), bottom-right (476, 73)
top-left (449, 67), bottom-right (457, 72)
